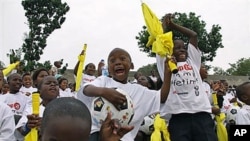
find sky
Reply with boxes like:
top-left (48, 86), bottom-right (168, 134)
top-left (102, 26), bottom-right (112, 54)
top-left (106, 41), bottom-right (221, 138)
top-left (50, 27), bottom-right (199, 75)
top-left (1, 0), bottom-right (250, 72)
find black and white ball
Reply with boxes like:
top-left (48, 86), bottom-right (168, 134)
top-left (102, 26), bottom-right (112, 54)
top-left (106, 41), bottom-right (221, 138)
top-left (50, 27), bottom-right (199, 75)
top-left (226, 105), bottom-right (240, 125)
top-left (139, 114), bottom-right (156, 135)
top-left (91, 88), bottom-right (134, 126)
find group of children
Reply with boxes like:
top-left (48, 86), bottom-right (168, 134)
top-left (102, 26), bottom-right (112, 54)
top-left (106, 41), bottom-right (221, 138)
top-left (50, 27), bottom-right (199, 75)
top-left (0, 12), bottom-right (250, 141)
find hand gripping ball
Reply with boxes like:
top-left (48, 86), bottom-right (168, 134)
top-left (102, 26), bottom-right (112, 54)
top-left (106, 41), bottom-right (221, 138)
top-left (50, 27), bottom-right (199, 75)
top-left (91, 88), bottom-right (134, 126)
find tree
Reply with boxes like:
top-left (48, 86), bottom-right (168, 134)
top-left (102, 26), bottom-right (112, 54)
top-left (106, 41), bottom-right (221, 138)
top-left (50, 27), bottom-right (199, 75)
top-left (212, 66), bottom-right (229, 76)
top-left (226, 58), bottom-right (250, 76)
top-left (21, 0), bottom-right (70, 72)
top-left (137, 63), bottom-right (157, 76)
top-left (135, 12), bottom-right (223, 63)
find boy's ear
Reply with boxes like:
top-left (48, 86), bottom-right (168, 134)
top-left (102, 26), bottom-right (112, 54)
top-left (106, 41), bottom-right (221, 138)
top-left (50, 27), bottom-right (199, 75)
top-left (130, 62), bottom-right (134, 70)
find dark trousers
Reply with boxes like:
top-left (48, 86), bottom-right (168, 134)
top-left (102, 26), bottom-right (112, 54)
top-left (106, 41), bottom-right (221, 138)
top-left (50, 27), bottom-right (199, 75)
top-left (89, 132), bottom-right (100, 141)
top-left (168, 112), bottom-right (218, 141)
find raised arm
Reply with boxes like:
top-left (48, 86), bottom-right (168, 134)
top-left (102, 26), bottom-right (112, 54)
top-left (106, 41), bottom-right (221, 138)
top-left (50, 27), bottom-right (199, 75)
top-left (74, 50), bottom-right (85, 75)
top-left (163, 14), bottom-right (198, 48)
top-left (159, 57), bottom-right (172, 103)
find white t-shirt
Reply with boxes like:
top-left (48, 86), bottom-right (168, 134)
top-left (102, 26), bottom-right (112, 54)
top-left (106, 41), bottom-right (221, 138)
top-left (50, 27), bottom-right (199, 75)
top-left (19, 86), bottom-right (37, 97)
top-left (74, 73), bottom-right (96, 89)
top-left (236, 104), bottom-right (250, 125)
top-left (0, 102), bottom-right (16, 141)
top-left (59, 88), bottom-right (74, 97)
top-left (222, 92), bottom-right (235, 113)
top-left (77, 76), bottom-right (161, 141)
top-left (157, 43), bottom-right (211, 114)
top-left (0, 92), bottom-right (31, 116)
top-left (15, 104), bottom-right (45, 141)
top-left (202, 81), bottom-right (213, 105)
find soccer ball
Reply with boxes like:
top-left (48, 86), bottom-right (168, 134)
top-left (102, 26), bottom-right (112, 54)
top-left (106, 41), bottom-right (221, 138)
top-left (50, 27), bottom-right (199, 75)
top-left (226, 105), bottom-right (240, 125)
top-left (91, 88), bottom-right (134, 126)
top-left (139, 114), bottom-right (156, 135)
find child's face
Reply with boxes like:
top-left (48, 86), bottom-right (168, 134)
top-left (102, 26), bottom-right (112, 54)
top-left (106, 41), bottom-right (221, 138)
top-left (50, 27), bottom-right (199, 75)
top-left (85, 63), bottom-right (96, 76)
top-left (173, 40), bottom-right (187, 62)
top-left (2, 83), bottom-right (9, 94)
top-left (40, 116), bottom-right (90, 141)
top-left (39, 76), bottom-right (59, 101)
top-left (34, 71), bottom-right (49, 87)
top-left (8, 73), bottom-right (22, 93)
top-left (59, 80), bottom-right (68, 90)
top-left (108, 48), bottom-right (134, 83)
top-left (22, 75), bottom-right (32, 88)
top-left (241, 83), bottom-right (250, 105)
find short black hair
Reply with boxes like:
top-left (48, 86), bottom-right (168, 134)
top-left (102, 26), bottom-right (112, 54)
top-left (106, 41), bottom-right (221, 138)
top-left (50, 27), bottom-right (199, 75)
top-left (22, 72), bottom-right (31, 80)
top-left (236, 82), bottom-right (250, 102)
top-left (40, 97), bottom-right (91, 134)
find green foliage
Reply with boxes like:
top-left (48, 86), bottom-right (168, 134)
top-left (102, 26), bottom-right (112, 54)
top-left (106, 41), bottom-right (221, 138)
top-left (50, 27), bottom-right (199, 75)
top-left (6, 49), bottom-right (22, 64)
top-left (135, 12), bottom-right (223, 63)
top-left (21, 0), bottom-right (70, 72)
top-left (226, 58), bottom-right (250, 76)
top-left (137, 63), bottom-right (158, 76)
top-left (212, 66), bottom-right (229, 76)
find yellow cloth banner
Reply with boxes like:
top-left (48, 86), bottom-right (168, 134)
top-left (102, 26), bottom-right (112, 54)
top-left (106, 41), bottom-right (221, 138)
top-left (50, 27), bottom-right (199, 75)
top-left (24, 93), bottom-right (40, 141)
top-left (141, 2), bottom-right (177, 73)
top-left (151, 114), bottom-right (170, 141)
top-left (212, 93), bottom-right (228, 141)
top-left (75, 44), bottom-right (87, 91)
top-left (3, 61), bottom-right (20, 76)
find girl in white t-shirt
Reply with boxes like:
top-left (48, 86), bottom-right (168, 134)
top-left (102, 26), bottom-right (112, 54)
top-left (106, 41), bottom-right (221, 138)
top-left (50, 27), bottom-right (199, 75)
top-left (19, 73), bottom-right (37, 97)
top-left (58, 77), bottom-right (73, 97)
top-left (74, 50), bottom-right (97, 89)
top-left (157, 14), bottom-right (217, 141)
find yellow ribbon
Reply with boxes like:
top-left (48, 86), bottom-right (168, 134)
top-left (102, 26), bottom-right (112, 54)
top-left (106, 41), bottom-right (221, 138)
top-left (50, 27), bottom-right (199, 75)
top-left (151, 114), bottom-right (170, 141)
top-left (141, 2), bottom-right (177, 73)
top-left (75, 44), bottom-right (87, 91)
top-left (24, 93), bottom-right (40, 141)
top-left (3, 61), bottom-right (20, 76)
top-left (212, 93), bottom-right (228, 141)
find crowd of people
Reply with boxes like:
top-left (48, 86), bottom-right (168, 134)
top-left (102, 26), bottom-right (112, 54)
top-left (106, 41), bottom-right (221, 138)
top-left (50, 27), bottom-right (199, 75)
top-left (0, 13), bottom-right (249, 141)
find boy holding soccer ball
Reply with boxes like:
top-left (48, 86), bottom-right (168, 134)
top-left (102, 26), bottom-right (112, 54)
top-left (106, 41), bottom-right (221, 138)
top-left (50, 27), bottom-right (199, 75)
top-left (77, 48), bottom-right (172, 141)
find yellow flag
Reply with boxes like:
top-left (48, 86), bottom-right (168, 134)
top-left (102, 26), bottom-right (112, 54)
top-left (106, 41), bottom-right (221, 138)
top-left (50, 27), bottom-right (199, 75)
top-left (151, 114), bottom-right (170, 141)
top-left (141, 2), bottom-right (177, 73)
top-left (75, 44), bottom-right (87, 91)
top-left (24, 93), bottom-right (40, 141)
top-left (3, 61), bottom-right (20, 76)
top-left (212, 93), bottom-right (228, 141)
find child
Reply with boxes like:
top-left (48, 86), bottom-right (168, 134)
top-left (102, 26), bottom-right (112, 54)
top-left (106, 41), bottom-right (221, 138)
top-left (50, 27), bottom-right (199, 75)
top-left (157, 14), bottom-right (217, 141)
top-left (0, 69), bottom-right (16, 141)
top-left (58, 77), bottom-right (73, 97)
top-left (74, 50), bottom-right (97, 88)
top-left (0, 73), bottom-right (31, 116)
top-left (235, 82), bottom-right (250, 124)
top-left (77, 47), bottom-right (171, 141)
top-left (17, 76), bottom-right (132, 141)
top-left (40, 97), bottom-right (133, 141)
top-left (1, 80), bottom-right (9, 95)
top-left (19, 73), bottom-right (37, 97)
top-left (0, 73), bottom-right (31, 141)
top-left (32, 68), bottom-right (49, 88)
top-left (16, 75), bottom-right (59, 138)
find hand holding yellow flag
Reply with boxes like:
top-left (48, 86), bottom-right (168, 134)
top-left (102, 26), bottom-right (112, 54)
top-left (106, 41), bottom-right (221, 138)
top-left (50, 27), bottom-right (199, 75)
top-left (24, 93), bottom-right (40, 141)
top-left (141, 2), bottom-right (177, 74)
top-left (75, 44), bottom-right (87, 91)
